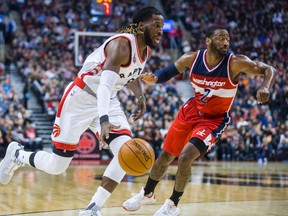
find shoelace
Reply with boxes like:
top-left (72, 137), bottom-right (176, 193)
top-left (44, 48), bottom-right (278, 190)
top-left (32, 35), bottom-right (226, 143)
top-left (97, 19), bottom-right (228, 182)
top-left (131, 192), bottom-right (144, 198)
top-left (91, 210), bottom-right (100, 216)
top-left (161, 203), bottom-right (175, 214)
top-left (4, 157), bottom-right (24, 175)
top-left (14, 157), bottom-right (24, 167)
top-left (91, 205), bottom-right (102, 216)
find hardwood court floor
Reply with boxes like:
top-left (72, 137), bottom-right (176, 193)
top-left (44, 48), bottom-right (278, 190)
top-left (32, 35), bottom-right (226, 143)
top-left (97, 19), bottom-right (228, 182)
top-left (0, 161), bottom-right (287, 216)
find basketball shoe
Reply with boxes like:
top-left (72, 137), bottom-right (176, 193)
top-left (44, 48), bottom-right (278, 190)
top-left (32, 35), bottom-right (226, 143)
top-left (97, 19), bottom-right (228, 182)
top-left (78, 203), bottom-right (102, 216)
top-left (122, 187), bottom-right (156, 211)
top-left (0, 142), bottom-right (24, 185)
top-left (153, 199), bottom-right (180, 216)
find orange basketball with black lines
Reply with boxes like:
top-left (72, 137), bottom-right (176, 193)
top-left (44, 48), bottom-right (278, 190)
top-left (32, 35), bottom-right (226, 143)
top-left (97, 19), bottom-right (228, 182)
top-left (118, 138), bottom-right (155, 176)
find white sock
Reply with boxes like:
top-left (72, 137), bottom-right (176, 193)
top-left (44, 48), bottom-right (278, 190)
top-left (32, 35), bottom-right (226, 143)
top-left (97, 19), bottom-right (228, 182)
top-left (17, 149), bottom-right (33, 165)
top-left (88, 186), bottom-right (111, 208)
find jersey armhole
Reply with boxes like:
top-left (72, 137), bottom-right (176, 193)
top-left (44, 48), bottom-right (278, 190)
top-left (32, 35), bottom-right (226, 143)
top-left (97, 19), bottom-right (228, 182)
top-left (189, 50), bottom-right (200, 77)
top-left (103, 36), bottom-right (132, 68)
top-left (227, 54), bottom-right (238, 86)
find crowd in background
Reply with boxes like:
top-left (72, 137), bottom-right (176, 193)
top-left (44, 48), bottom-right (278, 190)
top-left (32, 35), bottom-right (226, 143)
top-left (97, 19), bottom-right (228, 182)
top-left (0, 0), bottom-right (43, 157)
top-left (0, 0), bottom-right (287, 162)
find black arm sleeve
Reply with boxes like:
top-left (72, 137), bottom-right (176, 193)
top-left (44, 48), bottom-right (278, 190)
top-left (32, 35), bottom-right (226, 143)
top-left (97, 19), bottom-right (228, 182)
top-left (154, 64), bottom-right (180, 83)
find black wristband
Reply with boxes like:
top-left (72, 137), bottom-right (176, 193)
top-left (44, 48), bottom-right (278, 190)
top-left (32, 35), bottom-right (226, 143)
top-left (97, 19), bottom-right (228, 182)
top-left (100, 115), bottom-right (109, 124)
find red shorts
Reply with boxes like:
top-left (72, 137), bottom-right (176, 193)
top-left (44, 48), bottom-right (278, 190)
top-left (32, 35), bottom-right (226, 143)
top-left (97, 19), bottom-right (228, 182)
top-left (163, 98), bottom-right (231, 157)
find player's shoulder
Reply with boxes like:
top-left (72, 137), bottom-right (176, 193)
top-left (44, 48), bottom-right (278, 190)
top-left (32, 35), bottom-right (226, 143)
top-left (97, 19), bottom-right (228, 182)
top-left (230, 54), bottom-right (251, 62)
top-left (181, 51), bottom-right (198, 61)
top-left (106, 34), bottom-right (131, 52)
top-left (175, 50), bottom-right (198, 72)
top-left (230, 54), bottom-right (254, 68)
top-left (110, 34), bottom-right (132, 44)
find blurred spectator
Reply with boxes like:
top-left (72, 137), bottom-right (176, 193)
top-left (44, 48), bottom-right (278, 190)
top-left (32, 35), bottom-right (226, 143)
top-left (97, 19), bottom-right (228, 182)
top-left (22, 120), bottom-right (42, 151)
top-left (0, 127), bottom-right (7, 158)
top-left (0, 1), bottom-right (17, 66)
top-left (277, 131), bottom-right (288, 161)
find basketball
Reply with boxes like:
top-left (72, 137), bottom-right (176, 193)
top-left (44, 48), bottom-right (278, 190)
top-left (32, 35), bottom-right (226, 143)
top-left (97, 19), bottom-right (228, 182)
top-left (118, 138), bottom-right (155, 176)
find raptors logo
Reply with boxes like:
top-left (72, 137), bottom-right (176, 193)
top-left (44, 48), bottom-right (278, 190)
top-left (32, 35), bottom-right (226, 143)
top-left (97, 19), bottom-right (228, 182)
top-left (77, 131), bottom-right (98, 154)
top-left (52, 124), bottom-right (61, 138)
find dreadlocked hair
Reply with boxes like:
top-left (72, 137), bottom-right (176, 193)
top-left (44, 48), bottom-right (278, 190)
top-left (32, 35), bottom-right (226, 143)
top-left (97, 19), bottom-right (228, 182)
top-left (118, 6), bottom-right (163, 34)
top-left (117, 23), bottom-right (139, 34)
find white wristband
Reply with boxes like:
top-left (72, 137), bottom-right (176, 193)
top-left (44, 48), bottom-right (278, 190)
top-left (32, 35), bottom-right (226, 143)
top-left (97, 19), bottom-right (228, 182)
top-left (97, 70), bottom-right (119, 118)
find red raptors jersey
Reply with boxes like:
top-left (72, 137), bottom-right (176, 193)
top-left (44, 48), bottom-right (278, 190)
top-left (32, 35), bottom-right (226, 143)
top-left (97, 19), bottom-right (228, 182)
top-left (189, 49), bottom-right (238, 116)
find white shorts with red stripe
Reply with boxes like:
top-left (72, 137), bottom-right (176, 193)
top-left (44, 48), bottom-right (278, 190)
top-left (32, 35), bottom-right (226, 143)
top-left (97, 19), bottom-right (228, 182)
top-left (51, 80), bottom-right (131, 151)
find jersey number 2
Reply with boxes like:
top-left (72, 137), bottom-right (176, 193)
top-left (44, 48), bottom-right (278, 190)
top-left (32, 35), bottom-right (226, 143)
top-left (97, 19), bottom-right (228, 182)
top-left (200, 88), bottom-right (211, 104)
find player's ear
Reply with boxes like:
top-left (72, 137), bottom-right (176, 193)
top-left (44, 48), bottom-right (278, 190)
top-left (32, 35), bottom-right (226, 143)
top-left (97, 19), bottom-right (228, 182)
top-left (138, 22), bottom-right (144, 34)
top-left (206, 37), bottom-right (211, 45)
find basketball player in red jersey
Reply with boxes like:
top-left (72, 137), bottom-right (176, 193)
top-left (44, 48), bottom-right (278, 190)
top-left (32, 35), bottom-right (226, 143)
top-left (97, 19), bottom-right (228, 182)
top-left (123, 25), bottom-right (276, 215)
top-left (0, 6), bottom-right (164, 216)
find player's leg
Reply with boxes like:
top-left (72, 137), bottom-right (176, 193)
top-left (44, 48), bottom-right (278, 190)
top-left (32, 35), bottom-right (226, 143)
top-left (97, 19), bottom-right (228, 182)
top-left (0, 83), bottom-right (96, 185)
top-left (166, 112), bottom-right (229, 209)
top-left (123, 108), bottom-right (192, 211)
top-left (152, 98), bottom-right (203, 215)
top-left (171, 139), bottom-right (203, 202)
top-left (79, 134), bottom-right (131, 216)
top-left (122, 149), bottom-right (175, 212)
top-left (79, 100), bottom-right (132, 215)
top-left (155, 120), bottom-right (221, 216)
top-left (144, 150), bottom-right (176, 194)
top-left (153, 138), bottom-right (206, 216)
top-left (0, 141), bottom-right (76, 185)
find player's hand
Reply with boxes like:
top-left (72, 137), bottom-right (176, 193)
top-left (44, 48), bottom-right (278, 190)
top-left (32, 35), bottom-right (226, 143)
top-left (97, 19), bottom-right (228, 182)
top-left (256, 86), bottom-right (270, 104)
top-left (132, 96), bottom-right (146, 121)
top-left (99, 121), bottom-right (120, 150)
top-left (140, 72), bottom-right (158, 84)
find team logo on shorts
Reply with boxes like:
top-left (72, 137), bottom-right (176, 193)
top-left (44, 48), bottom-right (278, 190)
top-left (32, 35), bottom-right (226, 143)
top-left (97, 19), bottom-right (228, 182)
top-left (52, 124), bottom-right (61, 137)
top-left (196, 129), bottom-right (206, 137)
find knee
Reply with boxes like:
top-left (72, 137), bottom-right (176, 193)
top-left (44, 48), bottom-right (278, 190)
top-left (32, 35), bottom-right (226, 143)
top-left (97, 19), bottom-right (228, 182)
top-left (190, 137), bottom-right (208, 156)
top-left (109, 135), bottom-right (131, 156)
top-left (156, 150), bottom-right (175, 165)
top-left (178, 153), bottom-right (192, 166)
top-left (103, 158), bottom-right (126, 183)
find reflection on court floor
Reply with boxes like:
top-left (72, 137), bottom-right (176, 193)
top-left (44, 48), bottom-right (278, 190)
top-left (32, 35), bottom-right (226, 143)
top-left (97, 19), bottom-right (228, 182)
top-left (0, 161), bottom-right (287, 216)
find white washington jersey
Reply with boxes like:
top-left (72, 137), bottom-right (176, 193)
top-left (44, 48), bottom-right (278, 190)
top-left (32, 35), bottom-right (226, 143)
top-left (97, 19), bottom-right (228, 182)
top-left (78, 33), bottom-right (150, 98)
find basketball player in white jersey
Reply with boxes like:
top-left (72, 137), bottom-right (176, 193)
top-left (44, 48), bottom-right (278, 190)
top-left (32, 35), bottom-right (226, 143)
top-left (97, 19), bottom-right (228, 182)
top-left (0, 6), bottom-right (164, 216)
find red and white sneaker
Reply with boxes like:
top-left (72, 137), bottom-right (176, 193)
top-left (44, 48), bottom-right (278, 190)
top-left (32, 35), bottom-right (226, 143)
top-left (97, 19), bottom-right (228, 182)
top-left (123, 187), bottom-right (156, 211)
top-left (153, 199), bottom-right (180, 216)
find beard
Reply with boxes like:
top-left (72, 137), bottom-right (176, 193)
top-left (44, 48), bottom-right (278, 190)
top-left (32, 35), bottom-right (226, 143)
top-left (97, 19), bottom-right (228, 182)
top-left (210, 41), bottom-right (228, 56)
top-left (144, 27), bottom-right (158, 49)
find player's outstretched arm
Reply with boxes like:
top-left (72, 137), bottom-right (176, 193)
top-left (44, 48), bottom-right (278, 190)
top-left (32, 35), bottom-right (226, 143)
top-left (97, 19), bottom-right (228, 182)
top-left (140, 51), bottom-right (197, 84)
top-left (230, 55), bottom-right (276, 104)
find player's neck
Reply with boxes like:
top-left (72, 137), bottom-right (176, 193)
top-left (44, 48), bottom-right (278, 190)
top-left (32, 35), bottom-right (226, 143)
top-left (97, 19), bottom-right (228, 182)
top-left (135, 34), bottom-right (148, 61)
top-left (205, 50), bottom-right (224, 68)
top-left (136, 34), bottom-right (147, 53)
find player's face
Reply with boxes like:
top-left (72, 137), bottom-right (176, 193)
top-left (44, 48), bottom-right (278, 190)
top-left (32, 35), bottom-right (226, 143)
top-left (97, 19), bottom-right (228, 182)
top-left (143, 14), bottom-right (164, 49)
top-left (210, 29), bottom-right (230, 56)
